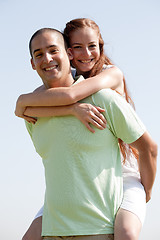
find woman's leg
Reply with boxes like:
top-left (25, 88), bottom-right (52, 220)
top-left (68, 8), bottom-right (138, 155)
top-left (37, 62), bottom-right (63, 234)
top-left (22, 216), bottom-right (42, 240)
top-left (114, 208), bottom-right (142, 240)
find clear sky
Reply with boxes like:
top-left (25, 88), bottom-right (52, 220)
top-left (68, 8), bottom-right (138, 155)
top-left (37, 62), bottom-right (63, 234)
top-left (1, 0), bottom-right (160, 239)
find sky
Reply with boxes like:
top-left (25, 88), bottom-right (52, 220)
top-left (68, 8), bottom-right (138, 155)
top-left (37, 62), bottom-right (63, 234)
top-left (1, 0), bottom-right (160, 239)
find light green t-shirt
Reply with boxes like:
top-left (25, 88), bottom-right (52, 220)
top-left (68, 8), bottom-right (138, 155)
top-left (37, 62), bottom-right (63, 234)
top-left (25, 84), bottom-right (145, 236)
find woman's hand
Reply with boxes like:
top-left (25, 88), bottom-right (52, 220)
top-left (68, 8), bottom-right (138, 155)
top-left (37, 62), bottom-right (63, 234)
top-left (15, 97), bottom-right (37, 124)
top-left (73, 102), bottom-right (107, 133)
top-left (15, 86), bottom-right (45, 124)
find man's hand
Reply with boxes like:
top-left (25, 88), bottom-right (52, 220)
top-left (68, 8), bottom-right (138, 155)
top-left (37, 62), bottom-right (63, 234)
top-left (130, 132), bottom-right (157, 204)
top-left (145, 190), bottom-right (152, 203)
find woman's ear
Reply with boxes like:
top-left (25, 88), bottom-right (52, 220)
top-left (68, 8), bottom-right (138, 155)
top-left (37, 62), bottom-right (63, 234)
top-left (31, 58), bottom-right (36, 70)
top-left (67, 48), bottom-right (73, 60)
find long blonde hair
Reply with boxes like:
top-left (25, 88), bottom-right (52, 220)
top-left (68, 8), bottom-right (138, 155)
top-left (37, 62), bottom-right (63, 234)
top-left (64, 18), bottom-right (138, 163)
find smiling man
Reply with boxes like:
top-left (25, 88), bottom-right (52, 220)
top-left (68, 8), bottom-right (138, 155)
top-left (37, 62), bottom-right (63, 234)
top-left (30, 29), bottom-right (74, 88)
top-left (17, 28), bottom-right (157, 240)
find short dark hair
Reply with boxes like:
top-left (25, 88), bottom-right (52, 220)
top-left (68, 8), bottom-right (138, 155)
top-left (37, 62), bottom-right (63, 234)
top-left (29, 28), bottom-right (67, 57)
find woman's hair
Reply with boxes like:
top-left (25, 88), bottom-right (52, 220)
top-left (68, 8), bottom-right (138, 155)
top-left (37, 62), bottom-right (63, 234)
top-left (64, 18), bottom-right (112, 77)
top-left (64, 18), bottom-right (138, 163)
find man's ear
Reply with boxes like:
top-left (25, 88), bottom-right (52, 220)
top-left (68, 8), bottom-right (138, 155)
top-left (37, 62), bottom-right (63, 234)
top-left (67, 48), bottom-right (73, 60)
top-left (31, 58), bottom-right (36, 70)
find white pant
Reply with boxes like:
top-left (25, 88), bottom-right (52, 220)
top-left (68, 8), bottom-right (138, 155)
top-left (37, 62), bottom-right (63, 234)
top-left (121, 176), bottom-right (146, 225)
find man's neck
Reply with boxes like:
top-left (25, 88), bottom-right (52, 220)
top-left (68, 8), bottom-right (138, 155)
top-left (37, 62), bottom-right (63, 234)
top-left (62, 75), bottom-right (75, 87)
top-left (45, 74), bottom-right (75, 89)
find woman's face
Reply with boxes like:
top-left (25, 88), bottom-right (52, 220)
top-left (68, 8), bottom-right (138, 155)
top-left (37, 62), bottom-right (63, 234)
top-left (68, 27), bottom-right (100, 75)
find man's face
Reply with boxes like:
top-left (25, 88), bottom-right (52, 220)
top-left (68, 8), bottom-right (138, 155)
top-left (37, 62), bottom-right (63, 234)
top-left (31, 31), bottom-right (73, 88)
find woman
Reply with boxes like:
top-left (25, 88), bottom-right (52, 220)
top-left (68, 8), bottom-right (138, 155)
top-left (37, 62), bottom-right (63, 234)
top-left (16, 18), bottom-right (148, 240)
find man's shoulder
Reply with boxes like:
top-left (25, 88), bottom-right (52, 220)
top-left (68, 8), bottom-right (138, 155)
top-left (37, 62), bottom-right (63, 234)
top-left (93, 88), bottom-right (124, 104)
top-left (91, 89), bottom-right (131, 114)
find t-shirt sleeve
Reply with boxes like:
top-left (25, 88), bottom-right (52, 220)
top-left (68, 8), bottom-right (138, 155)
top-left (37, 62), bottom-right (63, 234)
top-left (92, 89), bottom-right (146, 144)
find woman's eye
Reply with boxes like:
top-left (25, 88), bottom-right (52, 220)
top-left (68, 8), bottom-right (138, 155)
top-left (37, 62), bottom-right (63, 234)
top-left (89, 44), bottom-right (97, 48)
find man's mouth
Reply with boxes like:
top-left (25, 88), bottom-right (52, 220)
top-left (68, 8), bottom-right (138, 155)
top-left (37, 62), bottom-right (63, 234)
top-left (44, 65), bottom-right (58, 71)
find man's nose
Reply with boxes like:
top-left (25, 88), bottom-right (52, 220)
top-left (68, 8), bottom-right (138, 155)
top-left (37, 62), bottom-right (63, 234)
top-left (43, 53), bottom-right (53, 63)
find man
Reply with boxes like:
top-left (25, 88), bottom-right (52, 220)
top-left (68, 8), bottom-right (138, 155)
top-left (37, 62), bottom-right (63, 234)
top-left (16, 28), bottom-right (157, 240)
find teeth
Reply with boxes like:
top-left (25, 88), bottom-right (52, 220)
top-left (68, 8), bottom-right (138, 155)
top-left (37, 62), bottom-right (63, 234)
top-left (45, 66), bottom-right (57, 71)
top-left (80, 60), bottom-right (92, 63)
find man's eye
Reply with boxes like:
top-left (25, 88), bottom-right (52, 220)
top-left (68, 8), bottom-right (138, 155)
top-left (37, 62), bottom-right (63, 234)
top-left (50, 49), bottom-right (59, 53)
top-left (73, 46), bottom-right (81, 49)
top-left (35, 53), bottom-right (42, 58)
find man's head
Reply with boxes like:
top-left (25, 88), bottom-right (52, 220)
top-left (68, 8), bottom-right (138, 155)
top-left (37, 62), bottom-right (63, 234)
top-left (29, 28), bottom-right (74, 88)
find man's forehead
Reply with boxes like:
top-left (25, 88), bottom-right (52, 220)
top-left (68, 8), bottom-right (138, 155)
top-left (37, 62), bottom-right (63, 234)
top-left (32, 31), bottom-right (65, 52)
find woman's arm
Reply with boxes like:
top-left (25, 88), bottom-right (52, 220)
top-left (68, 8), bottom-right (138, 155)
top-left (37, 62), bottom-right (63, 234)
top-left (15, 66), bottom-right (123, 110)
top-left (24, 103), bottom-right (107, 133)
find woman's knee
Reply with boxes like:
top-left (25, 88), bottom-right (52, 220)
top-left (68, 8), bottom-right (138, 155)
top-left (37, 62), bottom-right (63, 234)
top-left (120, 226), bottom-right (138, 240)
top-left (114, 209), bottom-right (141, 240)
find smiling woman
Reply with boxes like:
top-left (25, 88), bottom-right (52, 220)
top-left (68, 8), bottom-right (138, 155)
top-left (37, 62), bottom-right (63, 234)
top-left (67, 27), bottom-right (100, 75)
top-left (63, 18), bottom-right (113, 79)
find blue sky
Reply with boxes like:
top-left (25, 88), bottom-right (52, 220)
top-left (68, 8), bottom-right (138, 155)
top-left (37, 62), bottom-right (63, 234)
top-left (1, 0), bottom-right (160, 239)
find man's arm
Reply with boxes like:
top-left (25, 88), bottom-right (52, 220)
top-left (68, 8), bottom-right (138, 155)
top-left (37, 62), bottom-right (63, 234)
top-left (130, 132), bottom-right (158, 202)
top-left (92, 89), bottom-right (158, 202)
